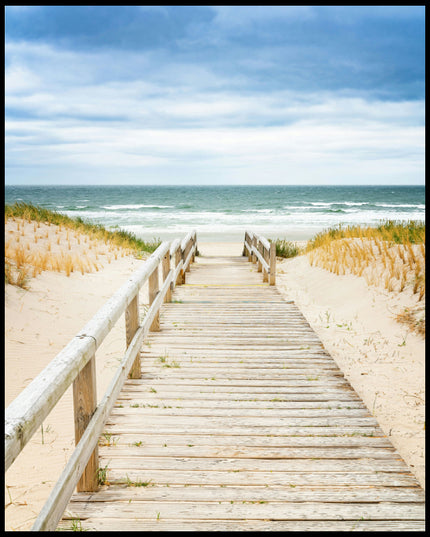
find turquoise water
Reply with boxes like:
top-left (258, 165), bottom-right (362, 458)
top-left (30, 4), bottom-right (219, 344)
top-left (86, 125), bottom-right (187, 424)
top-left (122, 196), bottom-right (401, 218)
top-left (4, 185), bottom-right (425, 242)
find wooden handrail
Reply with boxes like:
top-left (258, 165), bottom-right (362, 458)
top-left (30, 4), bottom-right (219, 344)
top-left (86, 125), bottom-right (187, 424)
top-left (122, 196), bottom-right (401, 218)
top-left (243, 230), bottom-right (276, 285)
top-left (5, 231), bottom-right (197, 531)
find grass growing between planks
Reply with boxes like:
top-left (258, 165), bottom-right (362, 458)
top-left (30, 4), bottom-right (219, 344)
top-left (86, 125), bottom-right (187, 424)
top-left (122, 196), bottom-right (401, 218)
top-left (5, 202), bottom-right (162, 288)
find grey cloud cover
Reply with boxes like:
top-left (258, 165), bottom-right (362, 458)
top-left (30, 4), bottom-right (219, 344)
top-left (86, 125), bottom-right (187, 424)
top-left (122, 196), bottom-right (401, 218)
top-left (4, 5), bottom-right (425, 185)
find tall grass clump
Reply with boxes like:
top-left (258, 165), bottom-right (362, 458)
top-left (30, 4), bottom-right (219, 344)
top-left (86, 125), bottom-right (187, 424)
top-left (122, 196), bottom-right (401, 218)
top-left (306, 220), bottom-right (425, 302)
top-left (271, 239), bottom-right (302, 259)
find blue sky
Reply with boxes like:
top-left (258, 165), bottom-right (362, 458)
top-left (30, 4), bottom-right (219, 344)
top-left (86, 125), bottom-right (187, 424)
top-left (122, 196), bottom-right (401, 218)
top-left (5, 5), bottom-right (425, 185)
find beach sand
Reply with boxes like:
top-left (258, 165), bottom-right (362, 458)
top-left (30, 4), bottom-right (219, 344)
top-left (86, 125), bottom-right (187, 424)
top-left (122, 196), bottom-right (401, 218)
top-left (5, 233), bottom-right (425, 530)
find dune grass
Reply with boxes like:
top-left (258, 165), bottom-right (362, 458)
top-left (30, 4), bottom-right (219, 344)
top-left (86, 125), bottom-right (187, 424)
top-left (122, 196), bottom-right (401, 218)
top-left (305, 220), bottom-right (425, 302)
top-left (5, 202), bottom-right (162, 288)
top-left (271, 239), bottom-right (303, 258)
top-left (306, 220), bottom-right (425, 250)
top-left (5, 202), bottom-right (162, 254)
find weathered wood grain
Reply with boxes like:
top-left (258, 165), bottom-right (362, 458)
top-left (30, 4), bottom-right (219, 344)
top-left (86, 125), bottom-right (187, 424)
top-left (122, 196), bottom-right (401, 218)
top-left (72, 355), bottom-right (98, 492)
top-left (57, 519), bottom-right (426, 532)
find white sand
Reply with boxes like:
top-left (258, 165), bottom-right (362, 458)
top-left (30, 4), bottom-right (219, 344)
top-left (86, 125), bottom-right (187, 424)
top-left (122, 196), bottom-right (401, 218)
top-left (197, 241), bottom-right (244, 256)
top-left (4, 233), bottom-right (425, 530)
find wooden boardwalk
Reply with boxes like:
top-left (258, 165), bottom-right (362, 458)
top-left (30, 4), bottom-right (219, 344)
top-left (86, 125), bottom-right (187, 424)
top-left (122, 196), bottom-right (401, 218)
top-left (59, 254), bottom-right (425, 531)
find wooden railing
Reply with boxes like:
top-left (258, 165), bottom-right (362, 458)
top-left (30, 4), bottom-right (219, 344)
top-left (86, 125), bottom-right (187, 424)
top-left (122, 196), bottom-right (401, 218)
top-left (4, 231), bottom-right (197, 531)
top-left (243, 230), bottom-right (276, 285)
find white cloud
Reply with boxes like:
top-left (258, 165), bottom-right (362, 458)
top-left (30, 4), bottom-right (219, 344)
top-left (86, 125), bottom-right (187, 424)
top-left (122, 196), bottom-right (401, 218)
top-left (4, 32), bottom-right (425, 185)
top-left (211, 6), bottom-right (315, 27)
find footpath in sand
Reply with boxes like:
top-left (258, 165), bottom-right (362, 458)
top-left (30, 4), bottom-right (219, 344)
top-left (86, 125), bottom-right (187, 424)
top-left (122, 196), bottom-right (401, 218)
top-left (5, 237), bottom-right (425, 530)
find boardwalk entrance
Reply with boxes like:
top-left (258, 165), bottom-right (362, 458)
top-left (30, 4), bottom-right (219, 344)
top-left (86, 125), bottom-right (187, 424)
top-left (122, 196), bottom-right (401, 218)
top-left (59, 253), bottom-right (424, 531)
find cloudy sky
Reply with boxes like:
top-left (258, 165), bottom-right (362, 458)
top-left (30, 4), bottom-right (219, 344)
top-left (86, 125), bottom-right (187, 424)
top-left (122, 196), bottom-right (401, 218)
top-left (5, 5), bottom-right (425, 185)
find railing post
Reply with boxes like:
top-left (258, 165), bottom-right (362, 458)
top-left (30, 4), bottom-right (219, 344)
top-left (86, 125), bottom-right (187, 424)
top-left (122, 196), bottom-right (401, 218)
top-left (257, 240), bottom-right (263, 273)
top-left (251, 235), bottom-right (257, 263)
top-left (126, 295), bottom-right (140, 379)
top-left (163, 250), bottom-right (171, 303)
top-left (269, 241), bottom-right (276, 285)
top-left (181, 245), bottom-right (187, 284)
top-left (247, 234), bottom-right (253, 262)
top-left (191, 233), bottom-right (196, 263)
top-left (149, 265), bottom-right (160, 331)
top-left (185, 242), bottom-right (191, 273)
top-left (243, 232), bottom-right (248, 256)
top-left (263, 245), bottom-right (269, 283)
top-left (73, 354), bottom-right (98, 492)
top-left (175, 243), bottom-right (182, 286)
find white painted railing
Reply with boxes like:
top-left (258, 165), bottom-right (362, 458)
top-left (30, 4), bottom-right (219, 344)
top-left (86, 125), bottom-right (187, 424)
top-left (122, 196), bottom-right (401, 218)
top-left (243, 230), bottom-right (276, 285)
top-left (5, 231), bottom-right (197, 531)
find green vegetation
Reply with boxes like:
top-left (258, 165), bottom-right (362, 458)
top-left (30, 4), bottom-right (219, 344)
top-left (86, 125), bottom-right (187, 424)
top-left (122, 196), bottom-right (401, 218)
top-left (125, 475), bottom-right (153, 487)
top-left (5, 201), bottom-right (162, 255)
top-left (96, 464), bottom-right (109, 486)
top-left (270, 238), bottom-right (302, 258)
top-left (306, 219), bottom-right (425, 252)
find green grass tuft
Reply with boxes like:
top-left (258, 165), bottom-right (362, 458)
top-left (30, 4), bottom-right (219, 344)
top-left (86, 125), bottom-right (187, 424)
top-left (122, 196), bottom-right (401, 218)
top-left (270, 239), bottom-right (302, 258)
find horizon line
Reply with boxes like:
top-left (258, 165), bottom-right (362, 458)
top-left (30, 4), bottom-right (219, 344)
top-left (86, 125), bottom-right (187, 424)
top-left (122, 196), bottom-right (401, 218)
top-left (5, 183), bottom-right (425, 188)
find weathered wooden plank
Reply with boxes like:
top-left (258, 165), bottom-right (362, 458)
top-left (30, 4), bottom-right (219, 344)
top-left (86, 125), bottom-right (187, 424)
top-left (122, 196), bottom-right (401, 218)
top-left (68, 484), bottom-right (425, 503)
top-left (101, 455), bottom-right (406, 473)
top-left (97, 433), bottom-right (393, 448)
top-left (114, 391), bottom-right (363, 402)
top-left (115, 394), bottom-right (364, 405)
top-left (120, 383), bottom-right (362, 395)
top-left (102, 469), bottom-right (420, 487)
top-left (106, 414), bottom-right (380, 428)
top-left (63, 500), bottom-right (425, 521)
top-left (109, 407), bottom-right (372, 418)
top-left (104, 424), bottom-right (383, 437)
top-left (140, 360), bottom-right (343, 369)
top-left (99, 445), bottom-right (399, 460)
top-left (57, 518), bottom-right (426, 532)
top-left (141, 349), bottom-right (335, 358)
top-left (139, 371), bottom-right (346, 381)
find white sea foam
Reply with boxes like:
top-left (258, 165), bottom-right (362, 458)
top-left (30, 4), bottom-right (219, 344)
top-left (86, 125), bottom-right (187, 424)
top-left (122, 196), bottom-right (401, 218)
top-left (375, 203), bottom-right (425, 209)
top-left (102, 204), bottom-right (174, 210)
top-left (241, 208), bottom-right (274, 213)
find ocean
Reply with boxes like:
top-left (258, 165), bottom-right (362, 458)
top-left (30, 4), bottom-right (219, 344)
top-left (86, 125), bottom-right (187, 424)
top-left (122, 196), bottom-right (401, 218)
top-left (4, 185), bottom-right (425, 243)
